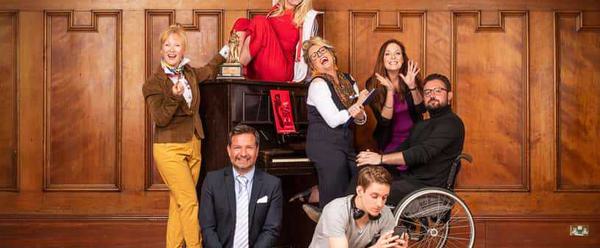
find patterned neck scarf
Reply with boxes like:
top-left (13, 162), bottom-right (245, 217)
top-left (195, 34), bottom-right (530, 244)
top-left (161, 58), bottom-right (192, 107)
top-left (160, 57), bottom-right (190, 75)
top-left (315, 72), bottom-right (357, 108)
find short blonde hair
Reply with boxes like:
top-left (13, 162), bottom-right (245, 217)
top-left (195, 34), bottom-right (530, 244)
top-left (302, 36), bottom-right (337, 72)
top-left (159, 24), bottom-right (188, 49)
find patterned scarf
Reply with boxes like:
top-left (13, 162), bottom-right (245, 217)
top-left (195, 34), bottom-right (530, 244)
top-left (161, 58), bottom-right (192, 107)
top-left (160, 58), bottom-right (189, 75)
top-left (315, 72), bottom-right (357, 108)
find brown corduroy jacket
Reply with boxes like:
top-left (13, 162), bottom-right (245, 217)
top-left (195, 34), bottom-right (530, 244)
top-left (143, 55), bottom-right (224, 143)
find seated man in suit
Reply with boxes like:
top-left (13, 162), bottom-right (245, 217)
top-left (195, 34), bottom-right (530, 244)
top-left (309, 166), bottom-right (408, 248)
top-left (357, 73), bottom-right (465, 206)
top-left (200, 124), bottom-right (283, 248)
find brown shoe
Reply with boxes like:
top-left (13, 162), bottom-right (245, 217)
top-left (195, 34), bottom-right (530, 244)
top-left (289, 185), bottom-right (319, 203)
top-left (302, 204), bottom-right (321, 223)
top-left (289, 188), bottom-right (311, 203)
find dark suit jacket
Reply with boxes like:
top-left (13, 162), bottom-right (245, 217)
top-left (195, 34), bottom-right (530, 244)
top-left (199, 166), bottom-right (283, 248)
top-left (142, 55), bottom-right (224, 143)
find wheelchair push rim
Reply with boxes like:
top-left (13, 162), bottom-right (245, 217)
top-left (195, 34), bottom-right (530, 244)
top-left (393, 187), bottom-right (475, 248)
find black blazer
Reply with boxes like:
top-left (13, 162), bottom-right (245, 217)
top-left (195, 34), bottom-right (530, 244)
top-left (199, 166), bottom-right (283, 248)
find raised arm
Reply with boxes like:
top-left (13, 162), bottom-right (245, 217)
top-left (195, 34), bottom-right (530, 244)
top-left (193, 53), bottom-right (226, 83)
top-left (142, 77), bottom-right (184, 127)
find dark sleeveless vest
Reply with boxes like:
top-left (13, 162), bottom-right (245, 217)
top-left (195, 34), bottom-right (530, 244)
top-left (306, 73), bottom-right (356, 142)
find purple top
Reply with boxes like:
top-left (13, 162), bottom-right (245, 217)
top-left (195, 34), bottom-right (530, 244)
top-left (383, 94), bottom-right (414, 171)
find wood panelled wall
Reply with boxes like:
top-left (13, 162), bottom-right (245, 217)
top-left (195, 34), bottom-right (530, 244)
top-left (0, 0), bottom-right (599, 247)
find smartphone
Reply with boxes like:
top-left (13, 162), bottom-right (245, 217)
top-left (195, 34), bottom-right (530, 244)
top-left (393, 225), bottom-right (407, 238)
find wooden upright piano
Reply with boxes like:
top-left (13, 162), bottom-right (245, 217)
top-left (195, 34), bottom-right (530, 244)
top-left (198, 79), bottom-right (317, 247)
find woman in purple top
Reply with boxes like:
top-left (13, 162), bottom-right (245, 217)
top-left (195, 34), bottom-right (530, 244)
top-left (365, 39), bottom-right (425, 171)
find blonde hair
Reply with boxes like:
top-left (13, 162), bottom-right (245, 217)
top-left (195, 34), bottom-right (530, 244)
top-left (302, 36), bottom-right (337, 72)
top-left (159, 24), bottom-right (188, 49)
top-left (270, 0), bottom-right (313, 27)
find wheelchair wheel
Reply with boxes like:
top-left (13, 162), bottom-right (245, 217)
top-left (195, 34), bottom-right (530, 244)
top-left (393, 187), bottom-right (475, 248)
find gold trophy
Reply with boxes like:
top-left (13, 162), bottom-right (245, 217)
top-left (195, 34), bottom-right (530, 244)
top-left (217, 32), bottom-right (245, 80)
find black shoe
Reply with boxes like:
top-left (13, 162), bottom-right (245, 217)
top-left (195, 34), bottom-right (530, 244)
top-left (302, 204), bottom-right (321, 223)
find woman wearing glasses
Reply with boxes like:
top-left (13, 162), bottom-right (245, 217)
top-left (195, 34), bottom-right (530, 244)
top-left (303, 37), bottom-right (369, 209)
top-left (359, 39), bottom-right (424, 171)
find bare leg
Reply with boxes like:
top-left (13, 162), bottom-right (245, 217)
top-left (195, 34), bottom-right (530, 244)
top-left (239, 35), bottom-right (252, 66)
top-left (308, 185), bottom-right (319, 203)
top-left (288, 184), bottom-right (319, 203)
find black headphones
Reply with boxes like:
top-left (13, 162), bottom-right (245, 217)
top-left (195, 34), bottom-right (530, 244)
top-left (350, 195), bottom-right (381, 221)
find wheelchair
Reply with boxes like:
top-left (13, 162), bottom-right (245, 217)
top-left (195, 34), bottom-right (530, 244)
top-left (392, 154), bottom-right (475, 248)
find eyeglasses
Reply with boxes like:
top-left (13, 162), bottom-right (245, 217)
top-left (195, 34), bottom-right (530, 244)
top-left (423, 87), bottom-right (448, 97)
top-left (309, 46), bottom-right (328, 61)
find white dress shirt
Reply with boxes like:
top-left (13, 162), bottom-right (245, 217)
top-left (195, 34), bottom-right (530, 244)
top-left (307, 77), bottom-right (360, 128)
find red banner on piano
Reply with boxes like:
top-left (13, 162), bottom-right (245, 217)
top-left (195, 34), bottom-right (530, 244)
top-left (270, 90), bottom-right (297, 134)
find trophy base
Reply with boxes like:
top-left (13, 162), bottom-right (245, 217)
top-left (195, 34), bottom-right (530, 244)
top-left (217, 63), bottom-right (245, 80)
top-left (216, 76), bottom-right (246, 80)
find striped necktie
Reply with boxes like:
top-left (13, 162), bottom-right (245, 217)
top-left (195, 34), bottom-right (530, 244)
top-left (233, 175), bottom-right (249, 248)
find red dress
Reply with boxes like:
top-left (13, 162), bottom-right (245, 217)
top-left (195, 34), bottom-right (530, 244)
top-left (233, 8), bottom-right (299, 82)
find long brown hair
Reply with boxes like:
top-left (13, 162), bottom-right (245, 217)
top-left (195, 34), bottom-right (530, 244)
top-left (366, 39), bottom-right (422, 111)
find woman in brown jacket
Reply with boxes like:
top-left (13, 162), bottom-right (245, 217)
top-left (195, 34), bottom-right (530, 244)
top-left (142, 24), bottom-right (224, 248)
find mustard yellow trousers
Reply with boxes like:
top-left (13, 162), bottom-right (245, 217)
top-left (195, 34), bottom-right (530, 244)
top-left (153, 137), bottom-right (202, 248)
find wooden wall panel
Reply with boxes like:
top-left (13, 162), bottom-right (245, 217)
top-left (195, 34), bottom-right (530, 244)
top-left (324, 11), bottom-right (350, 72)
top-left (350, 11), bottom-right (426, 86)
top-left (452, 11), bottom-right (529, 191)
top-left (0, 0), bottom-right (599, 246)
top-left (426, 11), bottom-right (452, 77)
top-left (144, 10), bottom-right (223, 190)
top-left (0, 11), bottom-right (18, 191)
top-left (482, 216), bottom-right (600, 247)
top-left (44, 10), bottom-right (122, 191)
top-left (0, 216), bottom-right (167, 248)
top-left (1, 0), bottom-right (600, 11)
top-left (555, 11), bottom-right (600, 192)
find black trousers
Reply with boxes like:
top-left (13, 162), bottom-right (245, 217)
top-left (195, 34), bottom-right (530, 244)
top-left (307, 128), bottom-right (357, 208)
top-left (387, 177), bottom-right (426, 207)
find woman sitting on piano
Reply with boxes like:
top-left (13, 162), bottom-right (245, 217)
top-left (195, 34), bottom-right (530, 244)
top-left (230, 0), bottom-right (319, 82)
top-left (303, 36), bottom-right (369, 209)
